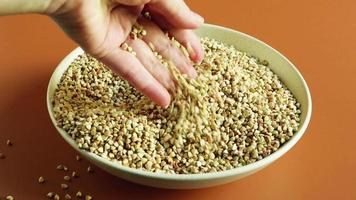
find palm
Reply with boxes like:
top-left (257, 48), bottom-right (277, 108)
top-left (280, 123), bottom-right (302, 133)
top-left (52, 0), bottom-right (140, 58)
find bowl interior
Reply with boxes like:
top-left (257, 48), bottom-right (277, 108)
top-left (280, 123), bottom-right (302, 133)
top-left (195, 25), bottom-right (310, 123)
top-left (47, 24), bottom-right (311, 181)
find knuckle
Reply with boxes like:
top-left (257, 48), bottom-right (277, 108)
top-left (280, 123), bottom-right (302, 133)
top-left (86, 44), bottom-right (113, 60)
top-left (120, 67), bottom-right (139, 83)
top-left (156, 41), bottom-right (172, 56)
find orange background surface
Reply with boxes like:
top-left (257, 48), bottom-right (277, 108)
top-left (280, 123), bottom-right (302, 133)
top-left (1, 0), bottom-right (356, 199)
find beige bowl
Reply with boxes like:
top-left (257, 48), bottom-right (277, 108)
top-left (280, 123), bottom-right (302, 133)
top-left (47, 24), bottom-right (312, 189)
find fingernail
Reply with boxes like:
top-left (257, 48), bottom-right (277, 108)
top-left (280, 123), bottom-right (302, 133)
top-left (164, 104), bottom-right (170, 109)
top-left (191, 11), bottom-right (204, 24)
top-left (187, 42), bottom-right (199, 62)
top-left (162, 94), bottom-right (171, 109)
top-left (163, 99), bottom-right (171, 109)
top-left (166, 78), bottom-right (176, 92)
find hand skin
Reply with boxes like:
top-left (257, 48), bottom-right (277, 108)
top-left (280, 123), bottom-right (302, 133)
top-left (0, 0), bottom-right (205, 108)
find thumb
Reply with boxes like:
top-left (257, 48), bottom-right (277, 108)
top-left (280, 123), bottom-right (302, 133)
top-left (146, 0), bottom-right (204, 29)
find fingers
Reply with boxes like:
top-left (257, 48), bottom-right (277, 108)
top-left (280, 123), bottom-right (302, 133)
top-left (83, 5), bottom-right (143, 58)
top-left (166, 29), bottom-right (204, 63)
top-left (113, 0), bottom-right (150, 6)
top-left (139, 17), bottom-right (197, 78)
top-left (146, 12), bottom-right (203, 62)
top-left (112, 0), bottom-right (204, 29)
top-left (99, 48), bottom-right (171, 107)
top-left (125, 38), bottom-right (175, 90)
top-left (146, 0), bottom-right (204, 29)
top-left (110, 5), bottom-right (143, 39)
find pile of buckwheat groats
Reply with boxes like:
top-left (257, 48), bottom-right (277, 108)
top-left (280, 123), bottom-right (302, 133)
top-left (52, 37), bottom-right (301, 174)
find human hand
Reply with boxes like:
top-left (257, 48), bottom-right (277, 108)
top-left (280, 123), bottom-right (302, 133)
top-left (46, 0), bottom-right (204, 107)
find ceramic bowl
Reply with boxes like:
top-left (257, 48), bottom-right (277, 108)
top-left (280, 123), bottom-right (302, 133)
top-left (47, 24), bottom-right (312, 189)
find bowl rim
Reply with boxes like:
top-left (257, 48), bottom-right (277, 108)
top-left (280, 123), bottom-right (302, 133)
top-left (47, 23), bottom-right (312, 181)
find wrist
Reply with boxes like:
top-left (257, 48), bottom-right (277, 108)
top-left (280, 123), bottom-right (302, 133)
top-left (0, 0), bottom-right (53, 15)
top-left (43, 0), bottom-right (67, 16)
